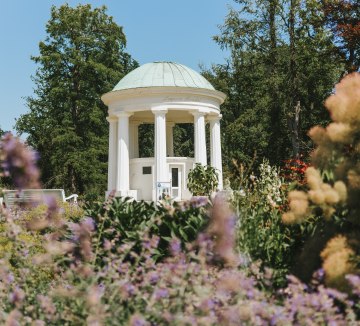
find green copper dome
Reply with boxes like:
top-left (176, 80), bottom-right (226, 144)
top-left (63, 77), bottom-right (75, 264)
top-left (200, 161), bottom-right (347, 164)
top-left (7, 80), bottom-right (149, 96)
top-left (113, 62), bottom-right (215, 91)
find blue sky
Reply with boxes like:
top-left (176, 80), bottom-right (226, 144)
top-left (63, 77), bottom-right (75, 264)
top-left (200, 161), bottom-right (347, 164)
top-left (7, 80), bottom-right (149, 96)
top-left (0, 0), bottom-right (231, 133)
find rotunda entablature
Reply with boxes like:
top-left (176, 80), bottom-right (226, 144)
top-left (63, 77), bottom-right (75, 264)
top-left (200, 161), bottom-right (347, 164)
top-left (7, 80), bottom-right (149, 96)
top-left (102, 86), bottom-right (225, 117)
top-left (102, 86), bottom-right (226, 105)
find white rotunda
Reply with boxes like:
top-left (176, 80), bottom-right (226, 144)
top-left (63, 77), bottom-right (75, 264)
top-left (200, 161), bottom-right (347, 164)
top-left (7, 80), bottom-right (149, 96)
top-left (101, 62), bottom-right (226, 201)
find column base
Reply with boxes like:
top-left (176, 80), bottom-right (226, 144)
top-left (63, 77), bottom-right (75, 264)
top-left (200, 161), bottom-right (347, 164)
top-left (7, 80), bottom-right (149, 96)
top-left (105, 190), bottom-right (138, 200)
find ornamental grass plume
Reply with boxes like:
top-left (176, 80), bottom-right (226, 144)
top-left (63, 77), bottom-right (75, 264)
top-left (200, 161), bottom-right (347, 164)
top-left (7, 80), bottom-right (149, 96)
top-left (283, 72), bottom-right (360, 289)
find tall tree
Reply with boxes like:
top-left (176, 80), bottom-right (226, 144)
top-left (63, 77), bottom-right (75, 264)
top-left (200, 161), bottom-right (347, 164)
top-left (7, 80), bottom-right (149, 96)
top-left (16, 4), bottom-right (137, 196)
top-left (204, 0), bottom-right (343, 177)
top-left (321, 0), bottom-right (360, 74)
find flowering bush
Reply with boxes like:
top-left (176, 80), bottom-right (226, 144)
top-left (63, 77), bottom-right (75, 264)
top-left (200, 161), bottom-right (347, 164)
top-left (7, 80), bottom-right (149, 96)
top-left (1, 135), bottom-right (360, 324)
top-left (1, 190), bottom-right (360, 324)
top-left (283, 72), bottom-right (360, 291)
top-left (281, 157), bottom-right (310, 185)
top-left (232, 160), bottom-right (300, 286)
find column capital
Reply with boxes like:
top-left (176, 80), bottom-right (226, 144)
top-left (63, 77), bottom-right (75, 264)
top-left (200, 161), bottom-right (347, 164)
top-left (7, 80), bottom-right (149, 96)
top-left (207, 114), bottom-right (222, 122)
top-left (166, 121), bottom-right (175, 127)
top-left (130, 120), bottom-right (142, 126)
top-left (106, 116), bottom-right (118, 123)
top-left (114, 111), bottom-right (133, 119)
top-left (151, 107), bottom-right (168, 115)
top-left (191, 110), bottom-right (207, 117)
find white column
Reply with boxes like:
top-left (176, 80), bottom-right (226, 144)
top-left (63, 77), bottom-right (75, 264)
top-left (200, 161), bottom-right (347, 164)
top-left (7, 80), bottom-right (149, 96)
top-left (166, 122), bottom-right (175, 157)
top-left (209, 115), bottom-right (223, 190)
top-left (107, 116), bottom-right (117, 192)
top-left (115, 112), bottom-right (132, 192)
top-left (129, 121), bottom-right (140, 159)
top-left (152, 108), bottom-right (168, 183)
top-left (192, 111), bottom-right (207, 165)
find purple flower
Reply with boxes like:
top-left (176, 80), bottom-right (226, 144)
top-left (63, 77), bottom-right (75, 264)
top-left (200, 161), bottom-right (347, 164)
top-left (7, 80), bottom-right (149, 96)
top-left (346, 274), bottom-right (360, 296)
top-left (200, 299), bottom-right (215, 312)
top-left (169, 238), bottom-right (181, 256)
top-left (9, 287), bottom-right (25, 304)
top-left (148, 271), bottom-right (160, 284)
top-left (6, 273), bottom-right (15, 284)
top-left (154, 288), bottom-right (168, 300)
top-left (1, 133), bottom-right (41, 189)
top-left (120, 282), bottom-right (136, 298)
top-left (150, 235), bottom-right (159, 248)
top-left (82, 217), bottom-right (95, 232)
top-left (103, 239), bottom-right (112, 251)
top-left (67, 218), bottom-right (95, 261)
top-left (37, 295), bottom-right (56, 316)
top-left (190, 196), bottom-right (209, 208)
top-left (87, 285), bottom-right (104, 306)
top-left (207, 194), bottom-right (238, 266)
top-left (129, 314), bottom-right (148, 326)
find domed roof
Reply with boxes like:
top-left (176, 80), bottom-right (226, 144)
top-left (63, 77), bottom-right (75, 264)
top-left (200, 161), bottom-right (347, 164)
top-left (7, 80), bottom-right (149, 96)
top-left (112, 61), bottom-right (215, 91)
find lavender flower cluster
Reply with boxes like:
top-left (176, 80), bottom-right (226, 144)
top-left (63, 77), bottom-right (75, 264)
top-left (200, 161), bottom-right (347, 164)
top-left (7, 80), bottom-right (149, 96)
top-left (1, 133), bottom-right (40, 190)
top-left (0, 135), bottom-right (360, 325)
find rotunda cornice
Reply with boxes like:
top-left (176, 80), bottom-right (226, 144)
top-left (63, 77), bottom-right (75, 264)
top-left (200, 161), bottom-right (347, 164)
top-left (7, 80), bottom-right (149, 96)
top-left (101, 86), bottom-right (226, 106)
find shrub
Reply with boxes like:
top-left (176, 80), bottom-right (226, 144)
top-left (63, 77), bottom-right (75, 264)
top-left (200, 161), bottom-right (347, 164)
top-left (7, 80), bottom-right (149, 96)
top-left (283, 72), bottom-right (360, 291)
top-left (86, 195), bottom-right (209, 262)
top-left (187, 163), bottom-right (219, 196)
top-left (2, 118), bottom-right (360, 325)
top-left (232, 160), bottom-right (299, 286)
top-left (1, 192), bottom-right (359, 325)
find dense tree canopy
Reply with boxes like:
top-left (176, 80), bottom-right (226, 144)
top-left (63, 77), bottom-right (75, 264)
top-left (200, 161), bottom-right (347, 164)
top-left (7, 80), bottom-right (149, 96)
top-left (14, 1), bottom-right (358, 195)
top-left (203, 0), bottom-right (346, 180)
top-left (16, 4), bottom-right (137, 196)
top-left (321, 0), bottom-right (360, 74)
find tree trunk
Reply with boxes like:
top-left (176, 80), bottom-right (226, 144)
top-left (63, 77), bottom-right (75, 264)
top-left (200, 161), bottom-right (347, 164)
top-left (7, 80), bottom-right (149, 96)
top-left (288, 0), bottom-right (300, 158)
top-left (287, 101), bottom-right (301, 158)
top-left (268, 0), bottom-right (280, 162)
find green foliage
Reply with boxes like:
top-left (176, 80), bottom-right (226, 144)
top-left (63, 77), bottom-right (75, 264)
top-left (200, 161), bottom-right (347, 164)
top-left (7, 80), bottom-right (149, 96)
top-left (0, 216), bottom-right (52, 301)
top-left (203, 0), bottom-right (344, 174)
top-left (138, 123), bottom-right (194, 159)
top-left (232, 160), bottom-right (299, 286)
top-left (86, 196), bottom-right (209, 262)
top-left (187, 163), bottom-right (219, 197)
top-left (173, 124), bottom-right (194, 157)
top-left (15, 4), bottom-right (138, 195)
top-left (0, 201), bottom-right (83, 261)
top-left (1, 194), bottom-right (359, 324)
top-left (138, 124), bottom-right (154, 157)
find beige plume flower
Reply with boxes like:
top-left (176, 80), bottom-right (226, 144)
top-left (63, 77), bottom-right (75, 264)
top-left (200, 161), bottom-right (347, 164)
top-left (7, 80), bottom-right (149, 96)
top-left (306, 167), bottom-right (322, 190)
top-left (334, 181), bottom-right (347, 202)
top-left (321, 235), bottom-right (356, 290)
top-left (308, 190), bottom-right (325, 205)
top-left (347, 170), bottom-right (360, 190)
top-left (308, 126), bottom-right (327, 145)
top-left (326, 122), bottom-right (352, 144)
top-left (325, 72), bottom-right (360, 123)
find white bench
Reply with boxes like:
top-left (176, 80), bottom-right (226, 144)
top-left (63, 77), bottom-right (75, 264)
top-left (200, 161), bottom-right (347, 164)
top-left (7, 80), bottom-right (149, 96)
top-left (2, 189), bottom-right (78, 208)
